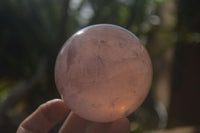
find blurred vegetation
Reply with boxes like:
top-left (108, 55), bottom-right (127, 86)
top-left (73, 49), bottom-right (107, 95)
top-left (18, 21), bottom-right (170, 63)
top-left (0, 0), bottom-right (200, 132)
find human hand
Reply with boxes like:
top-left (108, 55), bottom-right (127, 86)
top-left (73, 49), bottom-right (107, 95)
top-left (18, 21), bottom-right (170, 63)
top-left (17, 99), bottom-right (130, 133)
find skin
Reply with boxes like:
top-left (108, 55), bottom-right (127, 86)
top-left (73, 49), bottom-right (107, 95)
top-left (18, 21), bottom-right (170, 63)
top-left (17, 99), bottom-right (130, 133)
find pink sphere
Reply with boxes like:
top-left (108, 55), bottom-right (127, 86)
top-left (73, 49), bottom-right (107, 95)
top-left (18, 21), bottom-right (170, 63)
top-left (55, 24), bottom-right (153, 123)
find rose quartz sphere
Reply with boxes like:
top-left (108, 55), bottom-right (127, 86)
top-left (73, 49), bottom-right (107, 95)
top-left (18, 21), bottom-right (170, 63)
top-left (55, 24), bottom-right (152, 123)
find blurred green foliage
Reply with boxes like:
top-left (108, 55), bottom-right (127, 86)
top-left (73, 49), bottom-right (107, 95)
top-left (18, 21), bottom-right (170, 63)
top-left (0, 0), bottom-right (163, 79)
top-left (0, 0), bottom-right (164, 132)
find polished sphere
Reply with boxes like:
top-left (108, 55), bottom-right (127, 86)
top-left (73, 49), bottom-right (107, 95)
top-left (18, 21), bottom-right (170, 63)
top-left (55, 24), bottom-right (153, 123)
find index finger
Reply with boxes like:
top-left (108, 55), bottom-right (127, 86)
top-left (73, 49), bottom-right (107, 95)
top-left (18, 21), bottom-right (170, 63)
top-left (109, 117), bottom-right (130, 133)
top-left (17, 99), bottom-right (70, 133)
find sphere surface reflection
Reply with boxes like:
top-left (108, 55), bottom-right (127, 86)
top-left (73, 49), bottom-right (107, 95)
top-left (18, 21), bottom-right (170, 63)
top-left (55, 24), bottom-right (153, 122)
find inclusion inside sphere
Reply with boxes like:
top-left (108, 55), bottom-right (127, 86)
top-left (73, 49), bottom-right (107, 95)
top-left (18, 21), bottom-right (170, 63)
top-left (55, 24), bottom-right (153, 123)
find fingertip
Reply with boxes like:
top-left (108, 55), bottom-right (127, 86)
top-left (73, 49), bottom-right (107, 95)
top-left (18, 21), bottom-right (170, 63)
top-left (16, 127), bottom-right (25, 133)
top-left (109, 117), bottom-right (130, 133)
top-left (18, 99), bottom-right (70, 133)
top-left (59, 112), bottom-right (90, 133)
top-left (39, 99), bottom-right (69, 122)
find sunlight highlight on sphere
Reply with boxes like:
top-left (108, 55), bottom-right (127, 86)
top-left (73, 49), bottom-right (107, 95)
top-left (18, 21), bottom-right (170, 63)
top-left (55, 24), bottom-right (153, 123)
